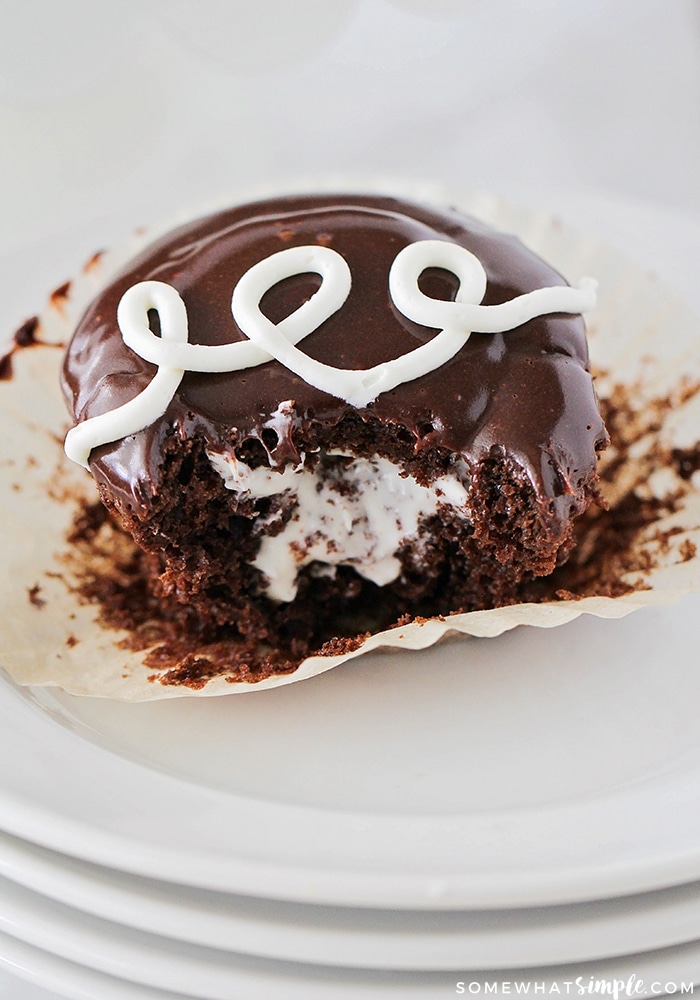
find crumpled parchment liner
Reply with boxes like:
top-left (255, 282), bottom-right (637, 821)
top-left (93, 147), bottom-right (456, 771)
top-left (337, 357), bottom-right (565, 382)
top-left (1, 191), bottom-right (699, 700)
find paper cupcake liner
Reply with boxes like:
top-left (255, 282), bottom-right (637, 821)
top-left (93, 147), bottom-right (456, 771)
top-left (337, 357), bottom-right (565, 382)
top-left (1, 190), bottom-right (699, 700)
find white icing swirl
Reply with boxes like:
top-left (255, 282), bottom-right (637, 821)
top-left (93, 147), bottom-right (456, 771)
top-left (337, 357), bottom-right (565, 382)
top-left (64, 281), bottom-right (188, 469)
top-left (64, 239), bottom-right (597, 469)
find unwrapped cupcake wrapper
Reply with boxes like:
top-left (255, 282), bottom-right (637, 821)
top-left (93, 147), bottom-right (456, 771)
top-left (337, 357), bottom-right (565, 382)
top-left (1, 189), bottom-right (699, 700)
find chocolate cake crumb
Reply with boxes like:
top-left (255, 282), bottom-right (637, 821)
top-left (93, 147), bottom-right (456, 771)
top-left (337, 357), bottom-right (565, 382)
top-left (527, 376), bottom-right (700, 601)
top-left (672, 446), bottom-right (700, 481)
top-left (318, 633), bottom-right (371, 656)
top-left (680, 539), bottom-right (698, 562)
top-left (14, 316), bottom-right (40, 348)
top-left (0, 315), bottom-right (63, 382)
top-left (1, 317), bottom-right (40, 380)
top-left (50, 281), bottom-right (71, 311)
top-left (83, 251), bottom-right (105, 272)
top-left (27, 583), bottom-right (46, 608)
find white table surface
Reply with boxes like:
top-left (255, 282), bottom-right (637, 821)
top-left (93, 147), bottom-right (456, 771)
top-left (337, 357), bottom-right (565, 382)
top-left (2, 2), bottom-right (700, 997)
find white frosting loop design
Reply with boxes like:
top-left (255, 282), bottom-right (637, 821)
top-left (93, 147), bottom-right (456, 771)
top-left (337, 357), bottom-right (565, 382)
top-left (64, 240), bottom-right (597, 468)
top-left (390, 240), bottom-right (598, 332)
top-left (65, 281), bottom-right (188, 469)
top-left (120, 246), bottom-right (351, 374)
top-left (64, 247), bottom-right (351, 468)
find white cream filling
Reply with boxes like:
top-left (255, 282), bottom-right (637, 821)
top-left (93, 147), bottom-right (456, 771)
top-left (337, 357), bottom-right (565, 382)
top-left (208, 450), bottom-right (470, 603)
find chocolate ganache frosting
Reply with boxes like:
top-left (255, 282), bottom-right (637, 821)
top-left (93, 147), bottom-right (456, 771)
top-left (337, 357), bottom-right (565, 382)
top-left (61, 194), bottom-right (607, 525)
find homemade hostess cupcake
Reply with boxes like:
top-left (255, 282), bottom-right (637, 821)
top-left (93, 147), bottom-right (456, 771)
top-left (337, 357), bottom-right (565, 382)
top-left (60, 194), bottom-right (607, 663)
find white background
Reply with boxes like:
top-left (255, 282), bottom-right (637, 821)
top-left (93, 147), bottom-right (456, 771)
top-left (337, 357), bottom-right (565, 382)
top-left (1, 2), bottom-right (700, 997)
top-left (2, 0), bottom-right (700, 317)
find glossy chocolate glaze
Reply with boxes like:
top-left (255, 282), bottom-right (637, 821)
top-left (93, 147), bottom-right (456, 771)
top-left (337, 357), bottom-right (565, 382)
top-left (61, 194), bottom-right (607, 521)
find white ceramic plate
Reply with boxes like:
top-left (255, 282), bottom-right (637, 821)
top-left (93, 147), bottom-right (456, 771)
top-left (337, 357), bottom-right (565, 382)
top-left (1, 196), bottom-right (700, 917)
top-left (2, 875), bottom-right (700, 1000)
top-left (3, 577), bottom-right (700, 913)
top-left (0, 967), bottom-right (68, 1000)
top-left (0, 929), bottom-right (198, 1000)
top-left (3, 828), bottom-right (700, 971)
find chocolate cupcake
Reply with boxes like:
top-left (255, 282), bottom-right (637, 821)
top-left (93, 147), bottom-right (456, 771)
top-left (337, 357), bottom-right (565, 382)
top-left (61, 194), bottom-right (607, 661)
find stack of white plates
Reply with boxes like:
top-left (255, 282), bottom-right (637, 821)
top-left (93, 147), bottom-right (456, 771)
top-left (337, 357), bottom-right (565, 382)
top-left (2, 574), bottom-right (700, 1000)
